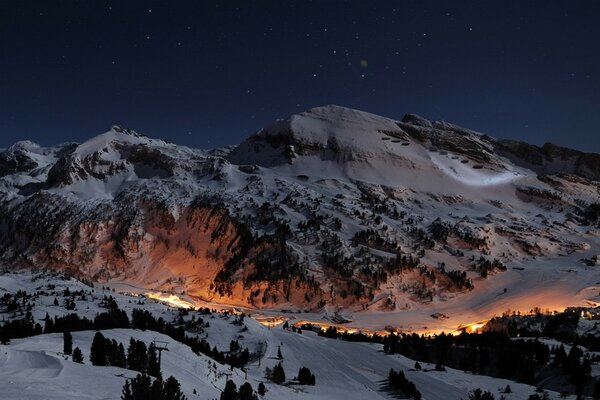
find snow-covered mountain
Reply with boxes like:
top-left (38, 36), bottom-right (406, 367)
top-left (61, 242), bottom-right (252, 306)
top-left (1, 105), bottom-right (600, 331)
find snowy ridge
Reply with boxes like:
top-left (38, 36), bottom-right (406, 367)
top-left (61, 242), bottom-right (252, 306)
top-left (0, 105), bottom-right (600, 334)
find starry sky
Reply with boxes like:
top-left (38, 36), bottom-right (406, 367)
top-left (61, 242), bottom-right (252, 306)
top-left (1, 1), bottom-right (599, 152)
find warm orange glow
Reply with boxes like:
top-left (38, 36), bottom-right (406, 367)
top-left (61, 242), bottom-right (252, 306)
top-left (291, 319), bottom-right (390, 337)
top-left (141, 289), bottom-right (600, 340)
top-left (146, 292), bottom-right (195, 309)
top-left (253, 315), bottom-right (289, 327)
top-left (451, 320), bottom-right (488, 336)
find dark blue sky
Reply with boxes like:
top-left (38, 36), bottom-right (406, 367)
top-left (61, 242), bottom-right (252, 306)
top-left (1, 1), bottom-right (599, 152)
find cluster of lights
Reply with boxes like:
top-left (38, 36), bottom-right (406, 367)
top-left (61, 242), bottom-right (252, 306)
top-left (143, 291), bottom-right (599, 339)
top-left (146, 291), bottom-right (195, 309)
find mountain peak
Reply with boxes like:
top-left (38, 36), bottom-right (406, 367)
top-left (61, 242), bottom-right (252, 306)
top-left (228, 105), bottom-right (405, 167)
top-left (401, 113), bottom-right (433, 127)
top-left (110, 125), bottom-right (146, 138)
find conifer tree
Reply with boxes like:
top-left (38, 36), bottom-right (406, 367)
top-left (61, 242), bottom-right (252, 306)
top-left (121, 373), bottom-right (187, 400)
top-left (268, 362), bottom-right (285, 384)
top-left (257, 382), bottom-right (266, 396)
top-left (121, 373), bottom-right (151, 400)
top-left (127, 338), bottom-right (148, 372)
top-left (469, 388), bottom-right (495, 400)
top-left (297, 366), bottom-right (316, 385)
top-left (238, 382), bottom-right (256, 400)
top-left (221, 379), bottom-right (238, 400)
top-left (90, 332), bottom-right (107, 366)
top-left (63, 330), bottom-right (72, 355)
top-left (162, 376), bottom-right (186, 400)
top-left (43, 313), bottom-right (54, 333)
top-left (72, 347), bottom-right (84, 363)
top-left (115, 342), bottom-right (126, 368)
top-left (148, 343), bottom-right (161, 377)
top-left (121, 379), bottom-right (133, 400)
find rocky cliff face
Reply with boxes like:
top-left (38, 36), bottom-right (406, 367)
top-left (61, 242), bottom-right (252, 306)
top-left (495, 139), bottom-right (600, 181)
top-left (1, 106), bottom-right (599, 313)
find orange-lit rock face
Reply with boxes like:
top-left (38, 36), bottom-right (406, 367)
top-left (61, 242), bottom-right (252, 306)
top-left (2, 198), bottom-right (323, 309)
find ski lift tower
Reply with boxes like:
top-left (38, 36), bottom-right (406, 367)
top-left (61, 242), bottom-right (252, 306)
top-left (152, 340), bottom-right (170, 370)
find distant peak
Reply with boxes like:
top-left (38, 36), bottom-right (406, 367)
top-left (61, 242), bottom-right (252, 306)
top-left (401, 113), bottom-right (433, 127)
top-left (301, 104), bottom-right (389, 119)
top-left (110, 125), bottom-right (143, 137)
top-left (8, 140), bottom-right (41, 151)
top-left (304, 104), bottom-right (352, 113)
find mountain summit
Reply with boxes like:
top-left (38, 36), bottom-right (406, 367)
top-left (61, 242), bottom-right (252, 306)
top-left (1, 106), bottom-right (599, 329)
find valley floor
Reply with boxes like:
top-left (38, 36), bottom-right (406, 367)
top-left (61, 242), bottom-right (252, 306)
top-left (109, 245), bottom-right (600, 336)
top-left (0, 271), bottom-right (586, 400)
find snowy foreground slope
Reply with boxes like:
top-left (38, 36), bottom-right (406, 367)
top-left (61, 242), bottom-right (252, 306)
top-left (1, 105), bottom-right (600, 335)
top-left (0, 272), bottom-right (576, 400)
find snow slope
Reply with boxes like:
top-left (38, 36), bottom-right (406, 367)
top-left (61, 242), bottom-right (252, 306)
top-left (0, 272), bottom-right (579, 400)
top-left (1, 105), bottom-right (600, 335)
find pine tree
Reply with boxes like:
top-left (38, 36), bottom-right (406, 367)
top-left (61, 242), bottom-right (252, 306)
top-left (297, 366), bottom-right (316, 385)
top-left (72, 347), bottom-right (84, 363)
top-left (276, 346), bottom-right (283, 360)
top-left (469, 388), bottom-right (495, 400)
top-left (127, 338), bottom-right (137, 370)
top-left (127, 338), bottom-right (148, 372)
top-left (162, 376), bottom-right (186, 400)
top-left (257, 382), bottom-right (266, 396)
top-left (121, 379), bottom-right (133, 400)
top-left (268, 362), bottom-right (285, 384)
top-left (148, 343), bottom-right (161, 377)
top-left (221, 379), bottom-right (238, 400)
top-left (90, 332), bottom-right (107, 366)
top-left (150, 378), bottom-right (163, 398)
top-left (122, 374), bottom-right (187, 400)
top-left (121, 374), bottom-right (152, 400)
top-left (43, 313), bottom-right (54, 333)
top-left (63, 331), bottom-right (72, 355)
top-left (239, 382), bottom-right (256, 400)
top-left (115, 342), bottom-right (126, 368)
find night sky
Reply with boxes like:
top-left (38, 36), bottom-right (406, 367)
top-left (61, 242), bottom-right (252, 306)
top-left (1, 1), bottom-right (599, 152)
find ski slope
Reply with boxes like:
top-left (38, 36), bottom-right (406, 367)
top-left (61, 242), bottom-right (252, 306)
top-left (0, 272), bottom-right (579, 400)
